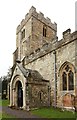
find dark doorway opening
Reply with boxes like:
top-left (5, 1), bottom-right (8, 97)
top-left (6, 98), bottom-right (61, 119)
top-left (17, 81), bottom-right (23, 107)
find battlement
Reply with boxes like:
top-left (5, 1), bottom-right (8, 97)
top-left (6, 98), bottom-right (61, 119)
top-left (16, 6), bottom-right (57, 34)
top-left (22, 30), bottom-right (77, 65)
top-left (23, 41), bottom-right (55, 64)
top-left (63, 28), bottom-right (71, 39)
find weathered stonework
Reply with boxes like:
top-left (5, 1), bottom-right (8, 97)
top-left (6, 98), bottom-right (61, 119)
top-left (10, 6), bottom-right (77, 110)
top-left (9, 63), bottom-right (49, 110)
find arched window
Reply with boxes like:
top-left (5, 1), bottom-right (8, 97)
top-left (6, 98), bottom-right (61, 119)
top-left (40, 92), bottom-right (42, 101)
top-left (61, 64), bottom-right (74, 91)
top-left (43, 25), bottom-right (47, 37)
top-left (62, 72), bottom-right (67, 90)
top-left (21, 29), bottom-right (25, 39)
top-left (68, 70), bottom-right (74, 90)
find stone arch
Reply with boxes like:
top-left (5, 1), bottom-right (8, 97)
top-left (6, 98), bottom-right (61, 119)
top-left (59, 61), bottom-right (76, 75)
top-left (12, 75), bottom-right (24, 89)
top-left (10, 75), bottom-right (24, 108)
top-left (58, 61), bottom-right (76, 108)
top-left (59, 61), bottom-right (75, 91)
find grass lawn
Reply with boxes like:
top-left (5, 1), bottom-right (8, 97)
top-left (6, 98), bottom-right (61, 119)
top-left (31, 107), bottom-right (77, 118)
top-left (0, 100), bottom-right (2, 106)
top-left (0, 111), bottom-right (15, 119)
top-left (1, 112), bottom-right (16, 119)
top-left (0, 100), bottom-right (77, 119)
top-left (0, 99), bottom-right (17, 119)
top-left (0, 112), bottom-right (2, 118)
top-left (0, 99), bottom-right (9, 106)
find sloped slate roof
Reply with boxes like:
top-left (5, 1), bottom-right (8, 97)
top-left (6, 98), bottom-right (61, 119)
top-left (17, 63), bottom-right (49, 82)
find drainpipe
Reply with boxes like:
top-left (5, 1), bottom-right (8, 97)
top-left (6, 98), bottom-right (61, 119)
top-left (48, 84), bottom-right (51, 107)
top-left (53, 50), bottom-right (57, 108)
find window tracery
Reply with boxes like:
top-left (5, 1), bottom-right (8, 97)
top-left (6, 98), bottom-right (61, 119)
top-left (62, 64), bottom-right (74, 91)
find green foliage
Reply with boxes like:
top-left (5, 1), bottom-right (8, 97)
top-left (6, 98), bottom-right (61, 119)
top-left (2, 76), bottom-right (8, 99)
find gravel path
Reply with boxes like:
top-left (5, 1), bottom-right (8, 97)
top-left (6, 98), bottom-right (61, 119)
top-left (2, 106), bottom-right (39, 118)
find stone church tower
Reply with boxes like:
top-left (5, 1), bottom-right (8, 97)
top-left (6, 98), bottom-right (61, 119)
top-left (9, 6), bottom-right (77, 110)
top-left (14, 6), bottom-right (57, 63)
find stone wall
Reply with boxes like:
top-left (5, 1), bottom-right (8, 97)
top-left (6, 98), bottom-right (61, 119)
top-left (24, 30), bottom-right (77, 107)
top-left (16, 17), bottom-right (32, 60)
top-left (27, 81), bottom-right (49, 108)
top-left (14, 6), bottom-right (77, 108)
top-left (16, 6), bottom-right (57, 34)
top-left (56, 41), bottom-right (76, 107)
top-left (15, 6), bottom-right (57, 61)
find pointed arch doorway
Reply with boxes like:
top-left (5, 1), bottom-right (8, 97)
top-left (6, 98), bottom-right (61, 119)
top-left (16, 81), bottom-right (23, 107)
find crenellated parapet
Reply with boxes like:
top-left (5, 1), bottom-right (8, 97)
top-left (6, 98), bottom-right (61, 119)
top-left (16, 6), bottom-right (57, 34)
top-left (15, 6), bottom-right (77, 67)
top-left (22, 30), bottom-right (77, 65)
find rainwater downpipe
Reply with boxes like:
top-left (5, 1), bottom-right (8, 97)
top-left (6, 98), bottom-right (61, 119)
top-left (53, 50), bottom-right (57, 108)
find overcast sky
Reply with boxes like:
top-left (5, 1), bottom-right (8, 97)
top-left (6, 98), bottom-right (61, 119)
top-left (0, 0), bottom-right (76, 77)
